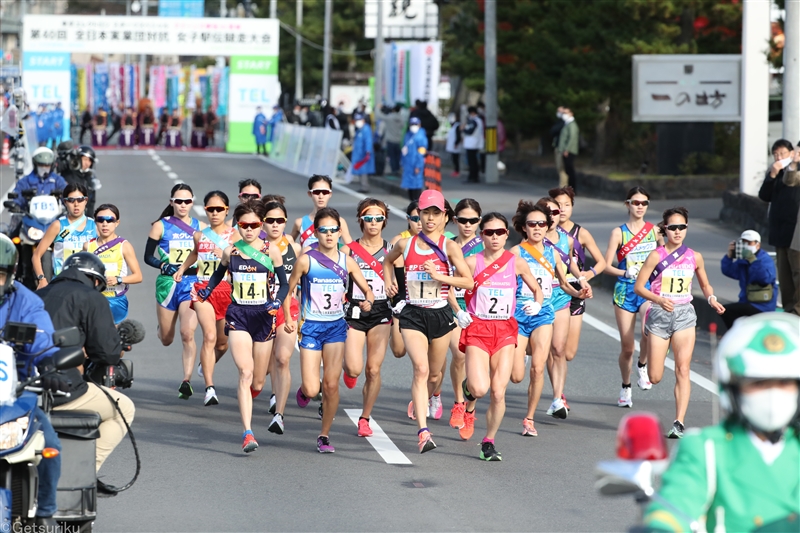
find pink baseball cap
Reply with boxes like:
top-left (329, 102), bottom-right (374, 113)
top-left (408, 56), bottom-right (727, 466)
top-left (419, 190), bottom-right (445, 211)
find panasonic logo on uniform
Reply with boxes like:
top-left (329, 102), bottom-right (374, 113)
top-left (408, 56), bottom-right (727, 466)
top-left (313, 278), bottom-right (339, 283)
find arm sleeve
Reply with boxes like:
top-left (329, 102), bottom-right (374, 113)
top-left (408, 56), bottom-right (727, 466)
top-left (144, 237), bottom-right (163, 269)
top-left (758, 171), bottom-right (775, 202)
top-left (720, 255), bottom-right (739, 280)
top-left (83, 294), bottom-right (122, 366)
top-left (748, 252), bottom-right (777, 285)
top-left (203, 262), bottom-right (229, 294)
top-left (273, 265), bottom-right (289, 303)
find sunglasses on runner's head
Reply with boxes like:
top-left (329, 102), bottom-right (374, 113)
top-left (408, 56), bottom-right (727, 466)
top-left (317, 225), bottom-right (340, 234)
top-left (456, 216), bottom-right (480, 225)
top-left (482, 228), bottom-right (508, 237)
top-left (264, 217), bottom-right (286, 225)
top-left (239, 193), bottom-right (261, 201)
top-left (171, 198), bottom-right (193, 205)
top-left (205, 206), bottom-right (227, 213)
top-left (310, 188), bottom-right (332, 196)
top-left (360, 215), bottom-right (386, 223)
top-left (526, 220), bottom-right (548, 228)
top-left (238, 221), bottom-right (261, 230)
top-left (626, 199), bottom-right (650, 207)
top-left (407, 215), bottom-right (421, 223)
top-left (96, 215), bottom-right (117, 223)
top-left (64, 196), bottom-right (87, 204)
top-left (666, 224), bottom-right (688, 232)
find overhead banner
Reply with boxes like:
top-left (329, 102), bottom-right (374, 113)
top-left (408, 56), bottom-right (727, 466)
top-left (22, 51), bottom-right (72, 141)
top-left (159, 0), bottom-right (205, 17)
top-left (409, 41), bottom-right (441, 111)
top-left (226, 55), bottom-right (281, 153)
top-left (22, 15), bottom-right (279, 57)
top-left (365, 0), bottom-right (439, 39)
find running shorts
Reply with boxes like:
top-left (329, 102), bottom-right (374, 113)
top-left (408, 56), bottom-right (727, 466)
top-left (276, 297), bottom-right (300, 327)
top-left (568, 281), bottom-right (586, 316)
top-left (346, 300), bottom-right (392, 332)
top-left (551, 286), bottom-right (571, 312)
top-left (299, 318), bottom-right (349, 350)
top-left (613, 280), bottom-right (648, 313)
top-left (399, 304), bottom-right (456, 341)
top-left (225, 303), bottom-right (276, 343)
top-left (645, 303), bottom-right (697, 339)
top-left (156, 274), bottom-right (196, 311)
top-left (107, 295), bottom-right (129, 324)
top-left (458, 316), bottom-right (519, 355)
top-left (514, 302), bottom-right (555, 338)
top-left (191, 280), bottom-right (232, 321)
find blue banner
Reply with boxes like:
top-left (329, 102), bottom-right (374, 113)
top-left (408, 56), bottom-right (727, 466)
top-left (217, 66), bottom-right (228, 117)
top-left (159, 0), bottom-right (204, 17)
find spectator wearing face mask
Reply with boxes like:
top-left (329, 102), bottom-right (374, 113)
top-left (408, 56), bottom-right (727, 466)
top-left (351, 112), bottom-right (375, 194)
top-left (550, 106), bottom-right (569, 186)
top-left (401, 117), bottom-right (428, 201)
top-left (720, 230), bottom-right (778, 329)
top-left (445, 112), bottom-right (462, 177)
top-left (461, 106), bottom-right (484, 184)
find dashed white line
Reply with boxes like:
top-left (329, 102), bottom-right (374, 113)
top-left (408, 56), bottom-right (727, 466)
top-left (167, 172), bottom-right (178, 179)
top-left (162, 165), bottom-right (171, 172)
top-left (344, 409), bottom-right (412, 464)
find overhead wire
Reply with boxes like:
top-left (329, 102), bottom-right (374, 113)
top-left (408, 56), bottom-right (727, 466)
top-left (278, 21), bottom-right (376, 56)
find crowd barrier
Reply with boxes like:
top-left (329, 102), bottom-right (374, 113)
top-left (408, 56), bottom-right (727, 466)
top-left (269, 122), bottom-right (343, 179)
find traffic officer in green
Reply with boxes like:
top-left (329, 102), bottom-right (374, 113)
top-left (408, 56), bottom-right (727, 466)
top-left (643, 312), bottom-right (799, 532)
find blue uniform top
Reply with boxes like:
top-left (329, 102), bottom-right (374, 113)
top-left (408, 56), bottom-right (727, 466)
top-left (0, 282), bottom-right (58, 380)
top-left (400, 129), bottom-right (428, 190)
top-left (617, 224), bottom-right (659, 284)
top-left (517, 244), bottom-right (556, 308)
top-left (253, 113), bottom-right (268, 143)
top-left (158, 218), bottom-right (201, 267)
top-left (53, 216), bottom-right (98, 275)
top-left (35, 111), bottom-right (49, 142)
top-left (267, 109), bottom-right (284, 143)
top-left (301, 251), bottom-right (348, 322)
top-left (52, 107), bottom-right (65, 137)
top-left (720, 249), bottom-right (778, 312)
top-left (299, 215), bottom-right (318, 248)
top-left (351, 124), bottom-right (375, 176)
top-left (550, 230), bottom-right (570, 302)
top-left (13, 171), bottom-right (68, 211)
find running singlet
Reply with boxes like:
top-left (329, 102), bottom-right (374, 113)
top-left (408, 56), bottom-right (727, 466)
top-left (53, 216), bottom-right (97, 274)
top-left (551, 230), bottom-right (570, 283)
top-left (347, 240), bottom-right (389, 302)
top-left (617, 224), bottom-right (658, 284)
top-left (452, 238), bottom-right (484, 299)
top-left (518, 244), bottom-right (556, 302)
top-left (229, 242), bottom-right (274, 306)
top-left (87, 237), bottom-right (128, 297)
top-left (565, 225), bottom-right (583, 282)
top-left (299, 215), bottom-right (318, 248)
top-left (158, 218), bottom-right (201, 267)
top-left (197, 227), bottom-right (237, 282)
top-left (467, 253), bottom-right (516, 320)
top-left (403, 234), bottom-right (450, 309)
top-left (271, 236), bottom-right (297, 298)
top-left (650, 246), bottom-right (696, 305)
top-left (301, 251), bottom-right (348, 321)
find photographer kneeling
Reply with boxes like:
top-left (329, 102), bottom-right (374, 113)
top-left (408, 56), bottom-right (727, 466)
top-left (37, 252), bottom-right (135, 487)
top-left (720, 230), bottom-right (777, 329)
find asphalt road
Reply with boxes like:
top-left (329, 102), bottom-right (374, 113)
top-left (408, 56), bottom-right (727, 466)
top-left (8, 151), bottom-right (722, 532)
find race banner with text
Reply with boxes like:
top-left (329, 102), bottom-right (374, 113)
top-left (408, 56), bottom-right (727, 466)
top-left (22, 51), bottom-right (72, 141)
top-left (226, 56), bottom-right (281, 153)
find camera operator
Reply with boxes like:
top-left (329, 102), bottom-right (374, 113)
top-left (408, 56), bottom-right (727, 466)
top-left (56, 142), bottom-right (98, 215)
top-left (0, 234), bottom-right (67, 527)
top-left (37, 252), bottom-right (135, 490)
top-left (720, 230), bottom-right (778, 329)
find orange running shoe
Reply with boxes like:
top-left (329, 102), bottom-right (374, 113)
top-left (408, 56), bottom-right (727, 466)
top-left (449, 402), bottom-right (466, 429)
top-left (521, 418), bottom-right (538, 437)
top-left (459, 410), bottom-right (476, 441)
top-left (357, 418), bottom-right (373, 437)
top-left (418, 430), bottom-right (436, 453)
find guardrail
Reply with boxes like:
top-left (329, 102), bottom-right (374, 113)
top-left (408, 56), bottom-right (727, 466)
top-left (269, 122), bottom-right (343, 179)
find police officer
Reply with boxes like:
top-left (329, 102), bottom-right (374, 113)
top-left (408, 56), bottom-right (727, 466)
top-left (12, 147), bottom-right (68, 213)
top-left (37, 252), bottom-right (135, 488)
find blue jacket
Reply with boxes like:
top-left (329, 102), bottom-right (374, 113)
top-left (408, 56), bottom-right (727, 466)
top-left (253, 113), bottom-right (267, 144)
top-left (52, 108), bottom-right (64, 137)
top-left (1, 282), bottom-right (58, 380)
top-left (13, 171), bottom-right (68, 211)
top-left (351, 124), bottom-right (375, 175)
top-left (401, 129), bottom-right (428, 189)
top-left (267, 110), bottom-right (284, 143)
top-left (35, 112), bottom-right (49, 142)
top-left (720, 249), bottom-right (778, 312)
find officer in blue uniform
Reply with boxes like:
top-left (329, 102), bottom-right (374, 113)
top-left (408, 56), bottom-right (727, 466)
top-left (253, 106), bottom-right (268, 155)
top-left (351, 112), bottom-right (375, 194)
top-left (400, 116), bottom-right (428, 201)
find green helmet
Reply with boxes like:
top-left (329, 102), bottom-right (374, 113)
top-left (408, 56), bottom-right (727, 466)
top-left (32, 146), bottom-right (55, 166)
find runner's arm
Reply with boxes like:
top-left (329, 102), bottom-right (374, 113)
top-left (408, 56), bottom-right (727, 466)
top-left (383, 239), bottom-right (406, 297)
top-left (144, 221), bottom-right (165, 270)
top-left (580, 228), bottom-right (607, 280)
top-left (516, 256), bottom-right (544, 306)
top-left (346, 255), bottom-right (374, 309)
top-left (282, 254), bottom-right (309, 332)
top-left (199, 247), bottom-right (232, 298)
top-left (268, 243), bottom-right (289, 304)
top-left (554, 254), bottom-right (587, 299)
top-left (633, 251), bottom-right (664, 306)
top-left (32, 220), bottom-right (61, 281)
top-left (566, 235), bottom-right (583, 279)
top-left (603, 227), bottom-right (625, 277)
top-left (120, 240), bottom-right (143, 285)
top-left (290, 217), bottom-right (302, 240)
top-left (694, 252), bottom-right (725, 314)
top-left (174, 232), bottom-right (202, 281)
top-left (340, 219), bottom-right (353, 245)
top-left (433, 240), bottom-right (472, 290)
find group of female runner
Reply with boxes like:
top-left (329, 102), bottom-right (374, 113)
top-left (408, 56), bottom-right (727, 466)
top-left (146, 176), bottom-right (724, 458)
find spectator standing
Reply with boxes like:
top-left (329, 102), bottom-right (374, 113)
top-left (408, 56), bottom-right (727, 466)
top-left (445, 111), bottom-right (462, 177)
top-left (477, 102), bottom-right (486, 173)
top-left (462, 106), bottom-right (483, 184)
top-left (400, 117), bottom-right (428, 201)
top-left (252, 106), bottom-right (268, 155)
top-left (416, 101), bottom-right (439, 152)
top-left (383, 104), bottom-right (405, 175)
top-left (758, 139), bottom-right (800, 314)
top-left (720, 230), bottom-right (777, 328)
top-left (351, 112), bottom-right (375, 194)
top-left (52, 103), bottom-right (64, 146)
top-left (79, 109), bottom-right (93, 145)
top-left (550, 106), bottom-right (569, 186)
top-left (557, 107), bottom-right (579, 191)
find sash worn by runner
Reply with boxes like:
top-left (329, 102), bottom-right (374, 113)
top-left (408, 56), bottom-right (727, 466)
top-left (92, 237), bottom-right (125, 256)
top-left (163, 216), bottom-right (197, 236)
top-left (306, 250), bottom-right (348, 285)
top-left (347, 240), bottom-right (384, 278)
top-left (617, 222), bottom-right (654, 263)
top-left (417, 233), bottom-right (449, 264)
top-left (233, 240), bottom-right (274, 272)
top-left (460, 236), bottom-right (482, 255)
top-left (59, 215), bottom-right (87, 240)
top-left (202, 227), bottom-right (231, 250)
top-left (520, 242), bottom-right (556, 279)
top-left (648, 245), bottom-right (688, 283)
top-left (464, 251), bottom-right (515, 307)
top-left (557, 226), bottom-right (585, 265)
top-left (299, 224), bottom-right (315, 244)
top-left (543, 237), bottom-right (570, 265)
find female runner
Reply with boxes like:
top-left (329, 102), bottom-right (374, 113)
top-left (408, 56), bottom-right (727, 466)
top-left (634, 207), bottom-right (724, 438)
top-left (197, 201), bottom-right (287, 452)
top-left (144, 183), bottom-right (204, 399)
top-left (388, 201), bottom-right (422, 360)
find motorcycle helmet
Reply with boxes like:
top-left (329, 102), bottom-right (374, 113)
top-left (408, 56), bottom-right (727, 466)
top-left (32, 146), bottom-right (55, 177)
top-left (0, 234), bottom-right (18, 303)
top-left (62, 252), bottom-right (106, 292)
top-left (77, 145), bottom-right (96, 173)
top-left (56, 140), bottom-right (74, 156)
top-left (715, 313), bottom-right (800, 440)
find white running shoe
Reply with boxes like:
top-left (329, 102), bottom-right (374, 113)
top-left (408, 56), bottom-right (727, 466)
top-left (617, 387), bottom-right (632, 408)
top-left (268, 413), bottom-right (284, 435)
top-left (197, 363), bottom-right (204, 378)
top-left (203, 386), bottom-right (219, 406)
top-left (268, 394), bottom-right (277, 415)
top-left (546, 397), bottom-right (568, 419)
top-left (637, 365), bottom-right (652, 390)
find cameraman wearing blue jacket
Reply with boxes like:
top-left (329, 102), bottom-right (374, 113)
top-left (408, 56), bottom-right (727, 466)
top-left (720, 230), bottom-right (777, 329)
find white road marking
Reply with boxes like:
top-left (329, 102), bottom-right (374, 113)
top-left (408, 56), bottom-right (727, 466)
top-left (582, 314), bottom-right (717, 394)
top-left (344, 409), bottom-right (412, 465)
top-left (162, 165), bottom-right (171, 172)
top-left (147, 149), bottom-right (155, 155)
top-left (192, 206), bottom-right (206, 218)
top-left (167, 172), bottom-right (178, 179)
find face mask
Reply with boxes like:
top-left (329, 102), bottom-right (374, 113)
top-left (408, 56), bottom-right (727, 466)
top-left (448, 114), bottom-right (456, 124)
top-left (556, 111), bottom-right (563, 119)
top-left (355, 120), bottom-right (365, 129)
top-left (37, 166), bottom-right (49, 178)
top-left (740, 387), bottom-right (799, 432)
top-left (743, 244), bottom-right (758, 255)
top-left (409, 125), bottom-right (420, 134)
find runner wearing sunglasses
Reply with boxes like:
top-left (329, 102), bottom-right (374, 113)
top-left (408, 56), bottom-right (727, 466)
top-left (173, 191), bottom-right (236, 406)
top-left (510, 201), bottom-right (589, 437)
top-left (290, 175), bottom-right (352, 250)
top-left (196, 201), bottom-right (288, 452)
top-left (33, 182), bottom-right (97, 287)
top-left (634, 207), bottom-right (725, 438)
top-left (603, 186), bottom-right (663, 408)
top-left (283, 207), bottom-right (374, 453)
top-left (238, 178), bottom-right (263, 203)
top-left (84, 203), bottom-right (142, 324)
top-left (144, 183), bottom-right (204, 400)
top-left (339, 198), bottom-right (393, 437)
top-left (383, 190), bottom-right (473, 453)
top-left (458, 213), bottom-right (543, 459)
top-left (388, 201), bottom-right (422, 359)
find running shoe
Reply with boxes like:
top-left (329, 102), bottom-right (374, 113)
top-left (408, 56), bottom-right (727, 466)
top-left (203, 386), bottom-right (219, 406)
top-left (357, 418), bottom-right (373, 437)
top-left (407, 400), bottom-right (416, 420)
top-left (268, 413), bottom-right (284, 435)
top-left (296, 387), bottom-right (311, 408)
top-left (250, 386), bottom-right (262, 399)
top-left (197, 362), bottom-right (204, 378)
top-left (268, 394), bottom-right (277, 414)
top-left (178, 380), bottom-right (193, 400)
top-left (318, 403), bottom-right (323, 420)
top-left (618, 387), bottom-right (633, 408)
top-left (418, 430), bottom-right (437, 453)
top-left (480, 441), bottom-right (502, 461)
top-left (317, 435), bottom-right (335, 453)
top-left (343, 373), bottom-right (358, 389)
top-left (429, 395), bottom-right (443, 420)
top-left (459, 410), bottom-right (476, 441)
top-left (242, 432), bottom-right (258, 453)
top-left (637, 365), bottom-right (653, 390)
top-left (521, 418), bottom-right (538, 437)
top-left (561, 394), bottom-right (570, 412)
top-left (449, 402), bottom-right (466, 429)
top-left (667, 420), bottom-right (685, 439)
top-left (546, 397), bottom-right (568, 420)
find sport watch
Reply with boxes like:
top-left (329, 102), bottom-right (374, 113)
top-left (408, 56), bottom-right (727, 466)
top-left (116, 276), bottom-right (123, 285)
top-left (36, 274), bottom-right (45, 281)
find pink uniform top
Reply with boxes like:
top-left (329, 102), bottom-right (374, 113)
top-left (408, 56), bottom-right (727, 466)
top-left (650, 246), bottom-right (696, 305)
top-left (467, 253), bottom-right (517, 320)
top-left (403, 234), bottom-right (450, 309)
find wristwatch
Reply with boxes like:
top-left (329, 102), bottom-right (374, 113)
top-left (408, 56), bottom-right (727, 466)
top-left (116, 276), bottom-right (123, 285)
top-left (36, 274), bottom-right (45, 281)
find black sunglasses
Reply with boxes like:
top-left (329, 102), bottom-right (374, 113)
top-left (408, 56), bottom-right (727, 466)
top-left (456, 216), bottom-right (480, 225)
top-left (264, 217), bottom-right (286, 225)
top-left (482, 228), bottom-right (508, 237)
top-left (666, 224), bottom-right (688, 232)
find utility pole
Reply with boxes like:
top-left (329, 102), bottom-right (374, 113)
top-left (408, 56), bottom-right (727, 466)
top-left (220, 0), bottom-right (226, 17)
top-left (374, 0), bottom-right (383, 112)
top-left (295, 0), bottom-right (303, 102)
top-left (483, 0), bottom-right (498, 184)
top-left (139, 0), bottom-right (148, 102)
top-left (270, 0), bottom-right (277, 19)
top-left (322, 0), bottom-right (332, 100)
top-left (784, 0), bottom-right (800, 144)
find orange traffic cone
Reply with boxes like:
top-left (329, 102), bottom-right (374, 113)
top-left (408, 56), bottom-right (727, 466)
top-left (1, 138), bottom-right (9, 165)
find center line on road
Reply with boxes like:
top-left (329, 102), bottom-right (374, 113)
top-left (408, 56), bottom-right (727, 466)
top-left (344, 409), bottom-right (412, 465)
top-left (582, 314), bottom-right (717, 394)
top-left (167, 172), bottom-right (178, 179)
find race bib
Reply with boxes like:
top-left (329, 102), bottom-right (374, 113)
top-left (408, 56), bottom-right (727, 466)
top-left (353, 268), bottom-right (386, 301)
top-left (197, 258), bottom-right (220, 280)
top-left (522, 262), bottom-right (553, 300)
top-left (232, 272), bottom-right (268, 305)
top-left (406, 270), bottom-right (443, 306)
top-left (310, 282), bottom-right (345, 315)
top-left (169, 240), bottom-right (193, 265)
top-left (475, 287), bottom-right (514, 320)
top-left (627, 241), bottom-right (658, 268)
top-left (660, 268), bottom-right (693, 300)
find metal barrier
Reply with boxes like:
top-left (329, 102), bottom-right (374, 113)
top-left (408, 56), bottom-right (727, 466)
top-left (269, 122), bottom-right (344, 179)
